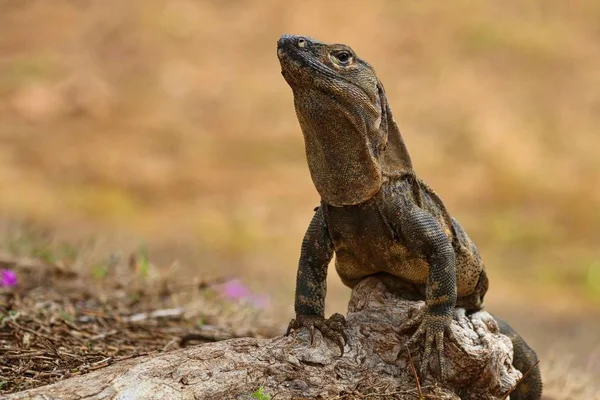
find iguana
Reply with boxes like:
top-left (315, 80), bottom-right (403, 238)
top-left (277, 34), bottom-right (542, 400)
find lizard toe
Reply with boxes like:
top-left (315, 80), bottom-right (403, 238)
top-left (285, 318), bottom-right (297, 336)
top-left (400, 309), bottom-right (453, 379)
top-left (314, 319), bottom-right (347, 355)
top-left (435, 330), bottom-right (446, 378)
top-left (287, 314), bottom-right (348, 355)
top-left (419, 329), bottom-right (436, 377)
top-left (327, 313), bottom-right (348, 344)
top-left (398, 304), bottom-right (427, 333)
top-left (286, 317), bottom-right (317, 344)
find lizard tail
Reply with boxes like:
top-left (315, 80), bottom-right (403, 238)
top-left (494, 316), bottom-right (543, 400)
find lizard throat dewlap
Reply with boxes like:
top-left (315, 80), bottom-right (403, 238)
top-left (296, 99), bottom-right (384, 206)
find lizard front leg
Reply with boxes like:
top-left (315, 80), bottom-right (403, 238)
top-left (286, 206), bottom-right (347, 354)
top-left (386, 200), bottom-right (458, 378)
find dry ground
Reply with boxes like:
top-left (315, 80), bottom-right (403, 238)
top-left (0, 1), bottom-right (599, 398)
top-left (0, 227), bottom-right (277, 394)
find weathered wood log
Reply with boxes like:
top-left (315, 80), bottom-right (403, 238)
top-left (8, 277), bottom-right (521, 399)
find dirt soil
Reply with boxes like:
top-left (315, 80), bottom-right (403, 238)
top-left (0, 249), bottom-right (275, 395)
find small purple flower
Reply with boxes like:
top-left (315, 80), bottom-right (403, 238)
top-left (221, 279), bottom-right (250, 300)
top-left (0, 269), bottom-right (17, 287)
top-left (219, 279), bottom-right (270, 309)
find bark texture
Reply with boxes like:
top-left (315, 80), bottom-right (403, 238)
top-left (8, 277), bottom-right (521, 400)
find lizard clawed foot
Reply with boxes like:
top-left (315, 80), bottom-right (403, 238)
top-left (398, 305), bottom-right (458, 379)
top-left (286, 313), bottom-right (348, 355)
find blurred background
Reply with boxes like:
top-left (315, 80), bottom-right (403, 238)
top-left (0, 1), bottom-right (598, 396)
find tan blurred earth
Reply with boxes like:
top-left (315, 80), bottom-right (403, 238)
top-left (0, 1), bottom-right (599, 397)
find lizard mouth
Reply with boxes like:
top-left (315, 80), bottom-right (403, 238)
top-left (277, 34), bottom-right (328, 85)
top-left (277, 49), bottom-right (301, 72)
top-left (277, 38), bottom-right (306, 80)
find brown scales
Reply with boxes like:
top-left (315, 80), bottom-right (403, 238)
top-left (278, 34), bottom-right (542, 400)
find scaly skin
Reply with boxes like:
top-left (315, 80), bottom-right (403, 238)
top-left (496, 318), bottom-right (543, 400)
top-left (277, 34), bottom-right (541, 399)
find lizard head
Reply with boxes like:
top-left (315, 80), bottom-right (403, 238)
top-left (277, 34), bottom-right (412, 206)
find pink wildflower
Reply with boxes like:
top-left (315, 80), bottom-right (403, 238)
top-left (221, 279), bottom-right (250, 300)
top-left (219, 279), bottom-right (270, 309)
top-left (0, 269), bottom-right (17, 287)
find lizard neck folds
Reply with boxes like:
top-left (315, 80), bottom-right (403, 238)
top-left (277, 34), bottom-right (413, 207)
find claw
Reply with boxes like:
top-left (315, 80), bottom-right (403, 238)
top-left (397, 305), bottom-right (453, 379)
top-left (286, 313), bottom-right (348, 356)
top-left (341, 330), bottom-right (349, 345)
top-left (329, 332), bottom-right (345, 356)
top-left (285, 319), bottom-right (296, 336)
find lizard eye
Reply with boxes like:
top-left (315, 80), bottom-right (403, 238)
top-left (331, 50), bottom-right (353, 66)
top-left (297, 38), bottom-right (307, 48)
